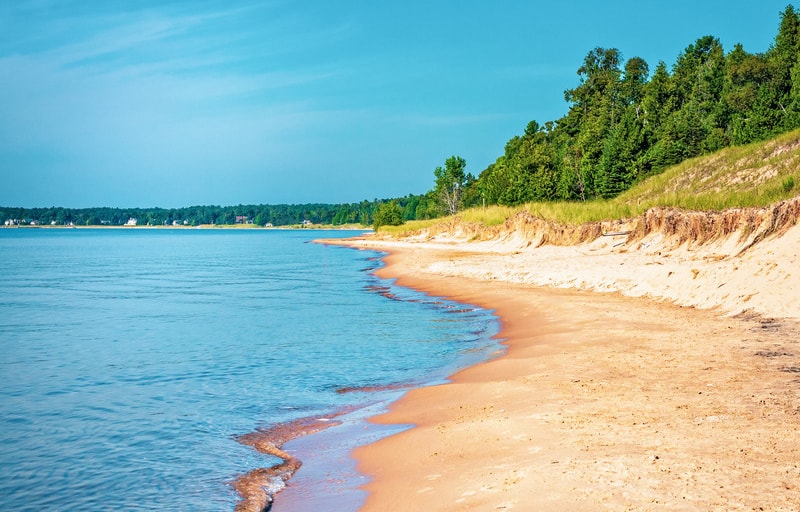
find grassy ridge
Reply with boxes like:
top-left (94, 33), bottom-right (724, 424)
top-left (616, 129), bottom-right (800, 211)
top-left (382, 130), bottom-right (800, 235)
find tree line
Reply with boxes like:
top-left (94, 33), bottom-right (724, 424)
top-left (424, 5), bottom-right (800, 213)
top-left (0, 198), bottom-right (425, 228)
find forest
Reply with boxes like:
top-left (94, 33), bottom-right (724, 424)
top-left (4, 6), bottom-right (800, 227)
top-left (425, 5), bottom-right (800, 213)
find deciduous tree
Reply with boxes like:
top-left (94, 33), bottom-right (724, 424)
top-left (434, 156), bottom-right (468, 215)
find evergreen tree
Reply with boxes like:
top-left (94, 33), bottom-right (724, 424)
top-left (770, 5), bottom-right (800, 128)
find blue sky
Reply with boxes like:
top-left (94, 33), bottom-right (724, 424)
top-left (0, 1), bottom-right (793, 208)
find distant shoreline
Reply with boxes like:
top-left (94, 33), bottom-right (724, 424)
top-left (1, 224), bottom-right (370, 231)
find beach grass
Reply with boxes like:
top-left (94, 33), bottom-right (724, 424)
top-left (379, 218), bottom-right (441, 236)
top-left (616, 129), bottom-right (800, 211)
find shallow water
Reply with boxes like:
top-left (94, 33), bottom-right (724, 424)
top-left (0, 228), bottom-right (499, 511)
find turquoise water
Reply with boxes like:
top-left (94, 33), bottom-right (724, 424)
top-left (0, 228), bottom-right (499, 511)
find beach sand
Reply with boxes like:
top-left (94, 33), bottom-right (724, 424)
top-left (332, 224), bottom-right (800, 511)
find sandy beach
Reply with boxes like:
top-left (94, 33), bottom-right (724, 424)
top-left (329, 205), bottom-right (800, 511)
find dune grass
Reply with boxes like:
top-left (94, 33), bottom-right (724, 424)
top-left (616, 129), bottom-right (800, 211)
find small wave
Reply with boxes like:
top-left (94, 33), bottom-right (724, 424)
top-left (363, 284), bottom-right (400, 301)
top-left (335, 380), bottom-right (418, 394)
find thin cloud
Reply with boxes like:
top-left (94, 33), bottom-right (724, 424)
top-left (396, 112), bottom-right (513, 128)
top-left (2, 2), bottom-right (354, 78)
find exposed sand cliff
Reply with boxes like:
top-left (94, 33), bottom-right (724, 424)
top-left (356, 197), bottom-right (800, 321)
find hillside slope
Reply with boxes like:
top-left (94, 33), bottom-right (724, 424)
top-left (366, 134), bottom-right (800, 320)
top-left (617, 129), bottom-right (800, 210)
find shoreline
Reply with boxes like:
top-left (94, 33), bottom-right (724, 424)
top-left (233, 243), bottom-right (503, 512)
top-left (338, 240), bottom-right (800, 510)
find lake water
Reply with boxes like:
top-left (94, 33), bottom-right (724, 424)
top-left (0, 228), bottom-right (500, 511)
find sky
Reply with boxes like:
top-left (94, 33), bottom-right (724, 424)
top-left (0, 0), bottom-right (794, 208)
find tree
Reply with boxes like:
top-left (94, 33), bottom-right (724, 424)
top-left (477, 158), bottom-right (510, 204)
top-left (497, 121), bottom-right (560, 204)
top-left (373, 201), bottom-right (404, 229)
top-left (563, 47), bottom-right (625, 198)
top-left (433, 155), bottom-right (468, 215)
top-left (724, 44), bottom-right (772, 143)
top-left (401, 195), bottom-right (419, 221)
top-left (598, 102), bottom-right (648, 197)
top-left (770, 6), bottom-right (800, 118)
top-left (621, 56), bottom-right (650, 109)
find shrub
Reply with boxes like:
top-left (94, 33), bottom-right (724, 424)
top-left (373, 201), bottom-right (404, 229)
top-left (783, 176), bottom-right (795, 193)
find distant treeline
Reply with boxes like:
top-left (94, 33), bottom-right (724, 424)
top-left (436, 5), bottom-right (800, 208)
top-left (0, 196), bottom-right (430, 227)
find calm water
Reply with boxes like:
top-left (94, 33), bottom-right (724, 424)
top-left (0, 228), bottom-right (499, 511)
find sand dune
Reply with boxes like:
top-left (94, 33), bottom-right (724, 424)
top-left (349, 199), bottom-right (800, 321)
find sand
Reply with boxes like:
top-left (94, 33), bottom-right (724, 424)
top-left (327, 220), bottom-right (800, 511)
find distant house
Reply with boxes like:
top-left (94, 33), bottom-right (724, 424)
top-left (235, 216), bottom-right (248, 224)
top-left (265, 222), bottom-right (274, 228)
top-left (124, 218), bottom-right (138, 226)
top-left (302, 220), bottom-right (312, 226)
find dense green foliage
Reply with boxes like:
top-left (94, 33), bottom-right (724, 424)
top-left (372, 201), bottom-right (405, 229)
top-left (448, 5), bottom-right (800, 208)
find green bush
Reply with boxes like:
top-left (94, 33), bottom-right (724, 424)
top-left (373, 201), bottom-right (404, 229)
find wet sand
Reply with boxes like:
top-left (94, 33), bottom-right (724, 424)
top-left (351, 246), bottom-right (800, 511)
